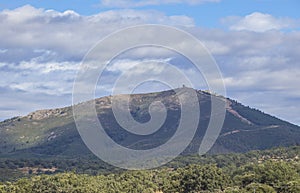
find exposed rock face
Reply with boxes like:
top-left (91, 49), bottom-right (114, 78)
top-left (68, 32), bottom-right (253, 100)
top-left (225, 99), bottom-right (253, 125)
top-left (26, 108), bottom-right (69, 120)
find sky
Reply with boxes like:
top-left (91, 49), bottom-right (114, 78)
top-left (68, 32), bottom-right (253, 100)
top-left (0, 0), bottom-right (300, 125)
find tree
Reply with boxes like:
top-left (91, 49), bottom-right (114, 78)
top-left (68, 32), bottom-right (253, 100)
top-left (245, 183), bottom-right (276, 193)
top-left (163, 164), bottom-right (231, 193)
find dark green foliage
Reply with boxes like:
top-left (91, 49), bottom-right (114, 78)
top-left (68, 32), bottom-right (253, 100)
top-left (233, 161), bottom-right (300, 192)
top-left (245, 183), bottom-right (276, 193)
top-left (0, 158), bottom-right (299, 193)
top-left (167, 165), bottom-right (231, 192)
top-left (0, 146), bottom-right (299, 192)
top-left (229, 100), bottom-right (291, 126)
top-left (281, 180), bottom-right (300, 193)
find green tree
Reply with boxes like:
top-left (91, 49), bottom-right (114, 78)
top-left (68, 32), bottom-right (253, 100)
top-left (245, 183), bottom-right (276, 193)
top-left (163, 164), bottom-right (231, 193)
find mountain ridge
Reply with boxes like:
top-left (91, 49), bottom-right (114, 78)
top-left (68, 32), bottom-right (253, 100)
top-left (0, 88), bottom-right (299, 158)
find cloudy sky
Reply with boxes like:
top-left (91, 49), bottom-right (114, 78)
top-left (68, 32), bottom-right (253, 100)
top-left (0, 0), bottom-right (300, 125)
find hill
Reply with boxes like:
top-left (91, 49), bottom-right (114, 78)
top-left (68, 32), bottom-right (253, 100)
top-left (0, 88), bottom-right (299, 159)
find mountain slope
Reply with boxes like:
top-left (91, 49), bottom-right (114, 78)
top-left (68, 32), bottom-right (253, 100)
top-left (0, 88), bottom-right (299, 158)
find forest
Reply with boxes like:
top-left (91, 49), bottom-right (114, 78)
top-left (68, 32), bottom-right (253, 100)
top-left (0, 146), bottom-right (299, 192)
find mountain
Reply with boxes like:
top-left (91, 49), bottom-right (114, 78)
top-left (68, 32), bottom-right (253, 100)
top-left (0, 87), bottom-right (299, 159)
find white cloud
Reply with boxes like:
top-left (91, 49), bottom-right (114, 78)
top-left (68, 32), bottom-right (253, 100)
top-left (107, 58), bottom-right (171, 74)
top-left (1, 5), bottom-right (43, 23)
top-left (0, 5), bottom-right (300, 126)
top-left (0, 86), bottom-right (72, 121)
top-left (18, 60), bottom-right (79, 74)
top-left (223, 68), bottom-right (300, 93)
top-left (88, 9), bottom-right (194, 26)
top-left (0, 5), bottom-right (194, 64)
top-left (100, 0), bottom-right (220, 8)
top-left (0, 5), bottom-right (196, 120)
top-left (223, 12), bottom-right (296, 32)
top-left (0, 49), bottom-right (7, 54)
top-left (202, 40), bottom-right (230, 54)
top-left (188, 27), bottom-right (300, 124)
top-left (1, 4), bottom-right (81, 23)
top-left (0, 60), bottom-right (77, 95)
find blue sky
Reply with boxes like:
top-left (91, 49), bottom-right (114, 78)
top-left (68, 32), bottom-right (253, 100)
top-left (0, 0), bottom-right (300, 125)
top-left (1, 0), bottom-right (299, 26)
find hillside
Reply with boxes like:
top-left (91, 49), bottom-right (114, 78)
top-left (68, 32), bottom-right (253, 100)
top-left (0, 88), bottom-right (299, 159)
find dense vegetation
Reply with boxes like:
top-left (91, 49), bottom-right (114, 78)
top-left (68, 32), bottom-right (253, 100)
top-left (0, 160), bottom-right (299, 192)
top-left (0, 146), bottom-right (299, 192)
